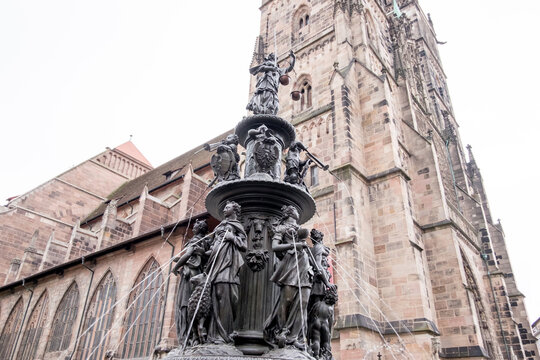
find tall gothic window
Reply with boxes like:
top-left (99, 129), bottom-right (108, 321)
top-left (46, 282), bottom-right (80, 353)
top-left (462, 252), bottom-right (495, 358)
top-left (0, 298), bottom-right (24, 359)
top-left (119, 258), bottom-right (164, 358)
top-left (77, 271), bottom-right (117, 360)
top-left (17, 291), bottom-right (49, 360)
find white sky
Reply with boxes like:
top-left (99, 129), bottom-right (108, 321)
top-left (1, 1), bottom-right (539, 324)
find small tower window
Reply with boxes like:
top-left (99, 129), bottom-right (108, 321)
top-left (294, 6), bottom-right (311, 38)
top-left (299, 14), bottom-right (310, 29)
top-left (300, 81), bottom-right (312, 111)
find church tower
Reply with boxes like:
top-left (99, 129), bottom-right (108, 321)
top-left (251, 0), bottom-right (538, 359)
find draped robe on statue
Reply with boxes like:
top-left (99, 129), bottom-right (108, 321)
top-left (206, 219), bottom-right (247, 343)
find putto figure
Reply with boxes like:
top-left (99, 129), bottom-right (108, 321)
top-left (171, 219), bottom-right (209, 345)
top-left (264, 206), bottom-right (313, 350)
top-left (205, 134), bottom-right (241, 184)
top-left (247, 51), bottom-right (296, 115)
top-left (308, 287), bottom-right (337, 360)
top-left (206, 201), bottom-right (247, 343)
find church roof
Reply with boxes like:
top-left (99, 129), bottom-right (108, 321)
top-left (83, 129), bottom-right (233, 223)
top-left (114, 140), bottom-right (153, 167)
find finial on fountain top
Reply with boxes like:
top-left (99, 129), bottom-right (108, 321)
top-left (247, 50), bottom-right (296, 115)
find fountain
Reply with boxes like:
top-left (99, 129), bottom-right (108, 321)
top-left (165, 50), bottom-right (336, 360)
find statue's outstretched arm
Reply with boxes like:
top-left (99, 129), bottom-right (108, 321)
top-left (285, 50), bottom-right (296, 73)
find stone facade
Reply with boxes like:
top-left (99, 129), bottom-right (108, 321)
top-left (0, 1), bottom-right (537, 360)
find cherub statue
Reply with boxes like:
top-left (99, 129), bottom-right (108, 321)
top-left (247, 51), bottom-right (296, 115)
top-left (308, 287), bottom-right (338, 360)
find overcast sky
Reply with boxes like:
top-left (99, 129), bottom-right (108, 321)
top-left (1, 1), bottom-right (538, 324)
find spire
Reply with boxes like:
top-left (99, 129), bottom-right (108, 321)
top-left (466, 144), bottom-right (476, 164)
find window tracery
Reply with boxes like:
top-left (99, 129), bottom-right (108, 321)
top-left (0, 298), bottom-right (24, 359)
top-left (461, 253), bottom-right (496, 358)
top-left (17, 291), bottom-right (49, 360)
top-left (46, 282), bottom-right (80, 352)
top-left (77, 271), bottom-right (117, 360)
top-left (119, 258), bottom-right (164, 358)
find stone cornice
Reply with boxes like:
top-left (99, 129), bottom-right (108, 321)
top-left (335, 313), bottom-right (440, 336)
top-left (291, 103), bottom-right (333, 126)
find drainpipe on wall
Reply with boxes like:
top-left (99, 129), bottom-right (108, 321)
top-left (481, 252), bottom-right (512, 360)
top-left (69, 256), bottom-right (95, 360)
top-left (10, 279), bottom-right (33, 360)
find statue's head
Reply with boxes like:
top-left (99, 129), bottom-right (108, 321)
top-left (297, 227), bottom-right (309, 241)
top-left (324, 286), bottom-right (338, 305)
top-left (225, 134), bottom-right (239, 145)
top-left (281, 205), bottom-right (299, 221)
top-left (289, 141), bottom-right (304, 152)
top-left (223, 201), bottom-right (241, 218)
top-left (310, 229), bottom-right (324, 243)
top-left (265, 53), bottom-right (276, 62)
top-left (193, 219), bottom-right (209, 235)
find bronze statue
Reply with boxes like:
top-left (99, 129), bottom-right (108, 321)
top-left (247, 51), bottom-right (296, 115)
top-left (308, 229), bottom-right (331, 309)
top-left (307, 229), bottom-right (337, 359)
top-left (186, 273), bottom-right (212, 345)
top-left (264, 206), bottom-right (313, 350)
top-left (307, 287), bottom-right (337, 360)
top-left (205, 134), bottom-right (241, 184)
top-left (284, 141), bottom-right (312, 190)
top-left (206, 201), bottom-right (247, 343)
top-left (246, 125), bottom-right (280, 180)
top-left (172, 219), bottom-right (209, 345)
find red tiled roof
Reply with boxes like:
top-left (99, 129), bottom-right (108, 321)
top-left (114, 141), bottom-right (152, 168)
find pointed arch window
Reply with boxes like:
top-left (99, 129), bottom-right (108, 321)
top-left (462, 253), bottom-right (495, 358)
top-left (0, 298), bottom-right (24, 359)
top-left (119, 258), bottom-right (164, 358)
top-left (300, 81), bottom-right (312, 111)
top-left (17, 291), bottom-right (49, 360)
top-left (46, 282), bottom-right (80, 353)
top-left (77, 271), bottom-right (117, 360)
